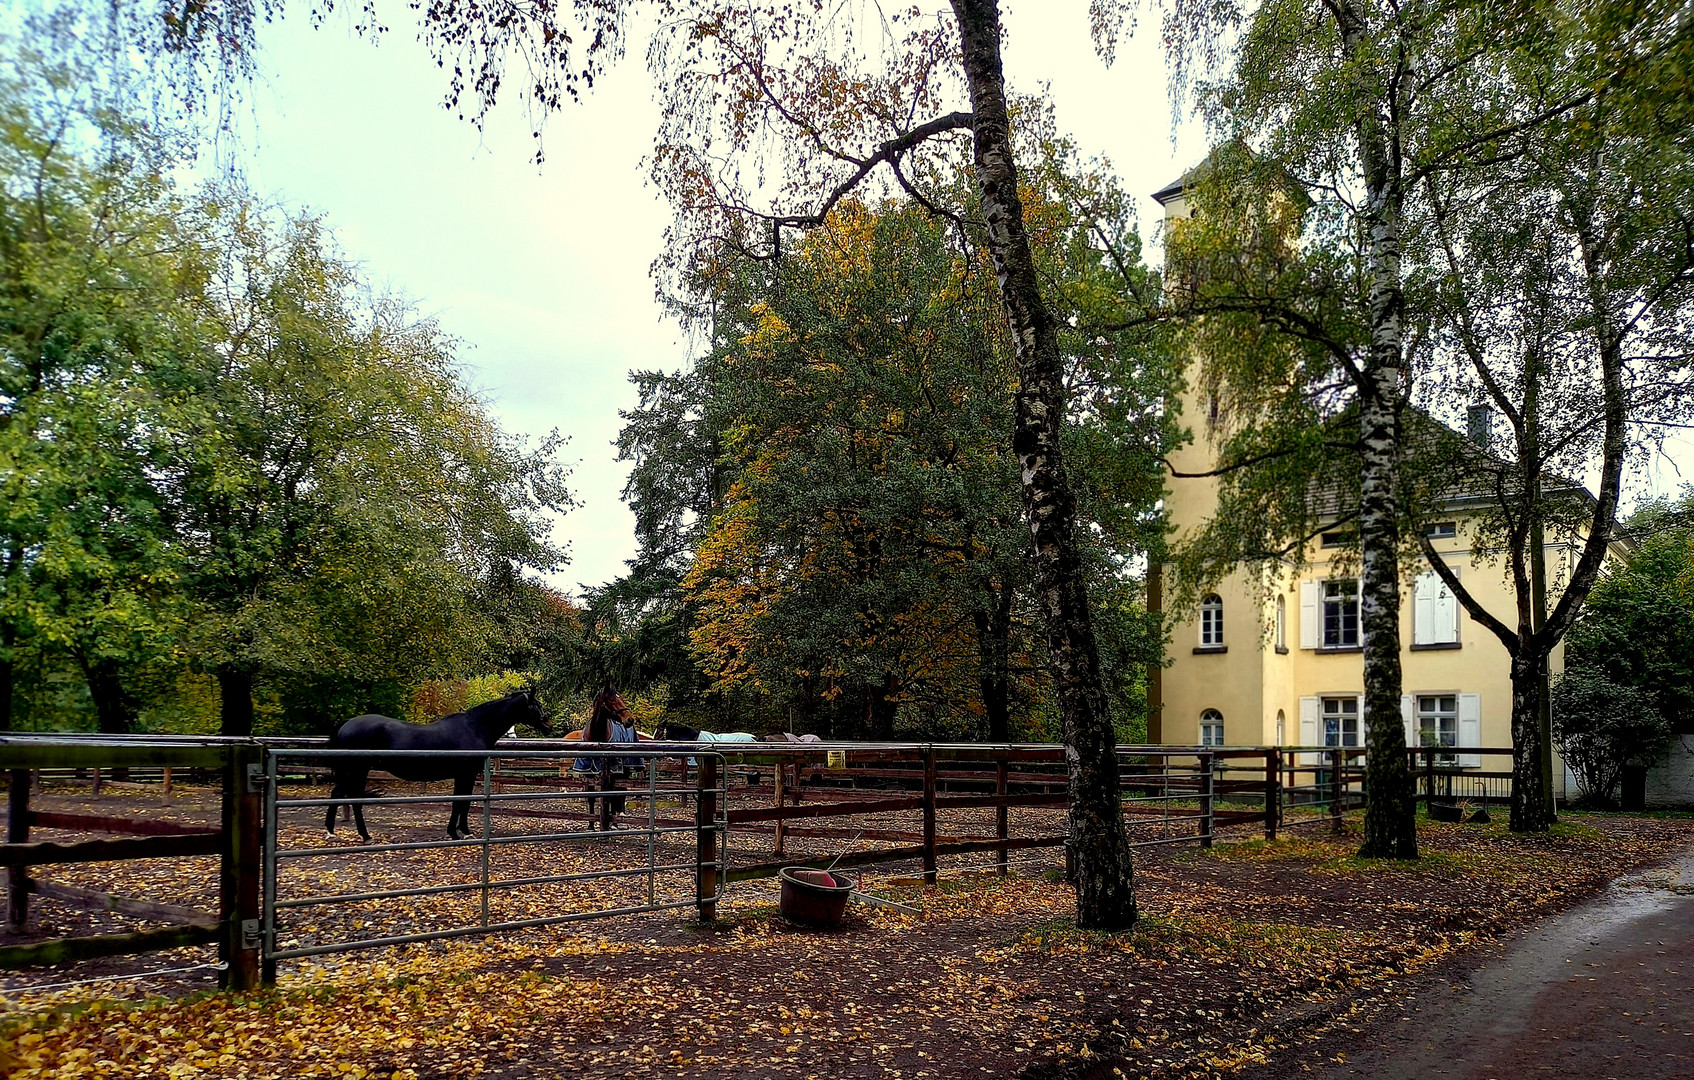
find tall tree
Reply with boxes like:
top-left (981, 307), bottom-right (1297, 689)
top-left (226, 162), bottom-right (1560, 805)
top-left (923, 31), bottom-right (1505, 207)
top-left (0, 45), bottom-right (191, 732)
top-left (1139, 0), bottom-right (1644, 843)
top-left (641, 0), bottom-right (1159, 928)
top-left (1402, 0), bottom-right (1694, 829)
top-left (163, 205), bottom-right (574, 735)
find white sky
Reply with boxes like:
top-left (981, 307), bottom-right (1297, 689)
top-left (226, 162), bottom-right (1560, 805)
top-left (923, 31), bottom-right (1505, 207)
top-left (233, 4), bottom-right (1206, 595)
top-left (227, 4), bottom-right (1688, 593)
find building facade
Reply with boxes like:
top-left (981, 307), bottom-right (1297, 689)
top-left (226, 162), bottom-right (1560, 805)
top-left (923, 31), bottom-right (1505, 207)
top-left (1147, 177), bottom-right (1573, 786)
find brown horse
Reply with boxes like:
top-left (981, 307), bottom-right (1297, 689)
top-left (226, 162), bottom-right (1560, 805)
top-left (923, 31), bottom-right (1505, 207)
top-left (574, 687), bottom-right (643, 825)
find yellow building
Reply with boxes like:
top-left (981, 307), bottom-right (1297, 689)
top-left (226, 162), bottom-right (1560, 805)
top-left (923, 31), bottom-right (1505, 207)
top-left (1146, 175), bottom-right (1586, 792)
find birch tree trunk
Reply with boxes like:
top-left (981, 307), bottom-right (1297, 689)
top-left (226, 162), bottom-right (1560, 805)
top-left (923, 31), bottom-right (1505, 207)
top-left (1342, 0), bottom-right (1417, 859)
top-left (952, 0), bottom-right (1137, 926)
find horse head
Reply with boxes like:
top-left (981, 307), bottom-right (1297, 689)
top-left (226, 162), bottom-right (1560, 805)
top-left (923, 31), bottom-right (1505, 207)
top-left (585, 685), bottom-right (634, 742)
top-left (473, 687), bottom-right (549, 742)
top-left (512, 687), bottom-right (551, 736)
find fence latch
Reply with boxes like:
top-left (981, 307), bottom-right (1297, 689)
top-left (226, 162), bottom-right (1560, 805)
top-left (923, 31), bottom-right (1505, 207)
top-left (244, 763), bottom-right (265, 794)
top-left (240, 918), bottom-right (262, 951)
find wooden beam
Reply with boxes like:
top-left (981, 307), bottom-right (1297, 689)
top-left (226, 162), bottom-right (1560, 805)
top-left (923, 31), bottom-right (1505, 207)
top-left (726, 833), bottom-right (1069, 883)
top-left (27, 879), bottom-right (216, 928)
top-left (29, 812), bottom-right (219, 837)
top-left (931, 791), bottom-right (1066, 810)
top-left (0, 833), bottom-right (222, 868)
top-left (0, 741), bottom-right (233, 771)
top-left (0, 923), bottom-right (218, 969)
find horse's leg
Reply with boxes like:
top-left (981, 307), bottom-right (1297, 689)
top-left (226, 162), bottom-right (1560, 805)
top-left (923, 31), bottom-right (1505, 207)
top-left (350, 768), bottom-right (371, 841)
top-left (325, 772), bottom-right (342, 835)
top-left (449, 773), bottom-right (474, 840)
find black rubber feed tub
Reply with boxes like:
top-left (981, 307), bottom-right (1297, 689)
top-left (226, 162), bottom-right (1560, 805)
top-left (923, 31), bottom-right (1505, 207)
top-left (778, 866), bottom-right (857, 927)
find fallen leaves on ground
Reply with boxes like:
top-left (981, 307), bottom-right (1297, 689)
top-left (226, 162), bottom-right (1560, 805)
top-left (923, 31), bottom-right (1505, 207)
top-left (3, 782), bottom-right (1691, 1080)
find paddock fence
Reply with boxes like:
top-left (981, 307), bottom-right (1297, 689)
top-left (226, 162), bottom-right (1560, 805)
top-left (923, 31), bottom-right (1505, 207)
top-left (2, 735), bottom-right (1523, 989)
top-left (0, 736), bottom-right (263, 990)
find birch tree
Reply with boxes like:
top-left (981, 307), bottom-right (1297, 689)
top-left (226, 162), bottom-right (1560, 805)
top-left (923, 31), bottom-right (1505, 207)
top-left (1404, 0), bottom-right (1694, 829)
top-left (641, 0), bottom-right (1171, 924)
top-left (1136, 0), bottom-right (1616, 847)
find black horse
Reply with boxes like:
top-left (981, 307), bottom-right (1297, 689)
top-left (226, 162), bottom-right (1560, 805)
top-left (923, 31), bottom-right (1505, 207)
top-left (325, 688), bottom-right (549, 841)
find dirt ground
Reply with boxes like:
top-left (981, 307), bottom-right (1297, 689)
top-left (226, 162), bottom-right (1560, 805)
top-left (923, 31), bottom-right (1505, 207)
top-left (1232, 840), bottom-right (1694, 1080)
top-left (3, 778), bottom-right (1691, 1080)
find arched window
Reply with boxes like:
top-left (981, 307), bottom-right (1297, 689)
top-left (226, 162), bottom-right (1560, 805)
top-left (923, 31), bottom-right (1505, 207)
top-left (1200, 593), bottom-right (1224, 647)
top-left (1275, 595), bottom-right (1287, 651)
top-left (1200, 709), bottom-right (1224, 747)
top-left (1275, 709), bottom-right (1286, 746)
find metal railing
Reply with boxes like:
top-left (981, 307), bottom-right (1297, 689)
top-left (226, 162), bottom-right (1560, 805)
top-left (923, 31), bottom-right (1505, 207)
top-left (260, 746), bottom-right (727, 980)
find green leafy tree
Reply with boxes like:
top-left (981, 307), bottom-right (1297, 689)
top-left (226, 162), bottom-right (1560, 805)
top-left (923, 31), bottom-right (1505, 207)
top-left (0, 47), bottom-right (192, 732)
top-left (1144, 0), bottom-right (1693, 840)
top-left (162, 205), bottom-right (573, 735)
top-left (1565, 494), bottom-right (1694, 737)
top-left (1550, 666), bottom-right (1673, 807)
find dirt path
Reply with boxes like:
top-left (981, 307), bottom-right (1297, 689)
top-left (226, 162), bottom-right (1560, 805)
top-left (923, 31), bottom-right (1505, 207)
top-left (1256, 841), bottom-right (1694, 1080)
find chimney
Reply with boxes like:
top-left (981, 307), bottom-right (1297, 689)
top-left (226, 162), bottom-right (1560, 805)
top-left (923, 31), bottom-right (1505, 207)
top-left (1467, 404), bottom-right (1494, 447)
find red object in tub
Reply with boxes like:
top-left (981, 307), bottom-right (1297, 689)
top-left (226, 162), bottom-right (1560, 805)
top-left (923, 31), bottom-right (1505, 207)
top-left (778, 866), bottom-right (856, 927)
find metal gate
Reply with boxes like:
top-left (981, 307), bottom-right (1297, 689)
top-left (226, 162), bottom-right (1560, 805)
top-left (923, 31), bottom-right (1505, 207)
top-left (259, 746), bottom-right (727, 980)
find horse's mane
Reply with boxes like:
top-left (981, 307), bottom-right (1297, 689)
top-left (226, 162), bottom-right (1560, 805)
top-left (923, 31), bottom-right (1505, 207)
top-left (463, 689), bottom-right (533, 728)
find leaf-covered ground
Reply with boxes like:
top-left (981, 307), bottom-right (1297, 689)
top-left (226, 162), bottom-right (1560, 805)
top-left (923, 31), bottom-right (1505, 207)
top-left (3, 780), bottom-right (1690, 1080)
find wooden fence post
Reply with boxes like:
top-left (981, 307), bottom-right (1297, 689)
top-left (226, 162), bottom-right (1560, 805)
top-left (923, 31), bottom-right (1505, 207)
top-left (162, 767), bottom-right (173, 797)
top-left (6, 770), bottom-right (29, 933)
top-left (219, 746), bottom-right (262, 991)
top-left (1264, 749), bottom-right (1280, 841)
top-left (1329, 749), bottom-right (1344, 835)
top-left (1199, 753), bottom-right (1214, 849)
top-left (1423, 747), bottom-right (1434, 810)
top-left (921, 748), bottom-right (937, 885)
top-left (772, 756), bottom-right (786, 856)
top-left (995, 759), bottom-right (1009, 876)
top-left (695, 756), bottom-right (719, 921)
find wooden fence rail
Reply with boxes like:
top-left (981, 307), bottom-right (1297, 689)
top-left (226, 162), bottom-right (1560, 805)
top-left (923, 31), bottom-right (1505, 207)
top-left (0, 738), bottom-right (263, 990)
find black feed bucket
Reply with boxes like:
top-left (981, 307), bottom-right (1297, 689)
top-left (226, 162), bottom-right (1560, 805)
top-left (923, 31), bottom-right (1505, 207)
top-left (778, 866), bottom-right (856, 927)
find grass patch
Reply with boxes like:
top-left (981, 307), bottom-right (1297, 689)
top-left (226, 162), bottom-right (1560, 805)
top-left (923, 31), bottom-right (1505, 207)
top-left (1201, 832), bottom-right (1544, 879)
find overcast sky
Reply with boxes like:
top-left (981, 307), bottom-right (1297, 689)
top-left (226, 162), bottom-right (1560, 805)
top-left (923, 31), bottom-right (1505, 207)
top-left (233, 5), bottom-right (1205, 595)
top-left (230, 4), bottom-right (1688, 595)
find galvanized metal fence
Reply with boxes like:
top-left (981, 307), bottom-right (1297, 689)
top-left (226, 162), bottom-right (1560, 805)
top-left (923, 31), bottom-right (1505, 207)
top-left (260, 746), bottom-right (727, 981)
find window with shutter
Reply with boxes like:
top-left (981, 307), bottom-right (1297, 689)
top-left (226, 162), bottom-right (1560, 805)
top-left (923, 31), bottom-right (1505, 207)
top-left (1299, 583), bottom-right (1320, 649)
top-left (1413, 568), bottom-right (1461, 646)
top-left (1458, 694), bottom-right (1482, 767)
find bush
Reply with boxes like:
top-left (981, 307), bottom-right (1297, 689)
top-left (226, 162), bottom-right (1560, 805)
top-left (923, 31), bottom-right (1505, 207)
top-left (1551, 666), bottom-right (1675, 807)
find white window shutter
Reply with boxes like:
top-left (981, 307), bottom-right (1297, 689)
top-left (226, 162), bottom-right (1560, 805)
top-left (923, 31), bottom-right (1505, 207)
top-left (1299, 582), bottom-right (1320, 649)
top-left (1401, 694), bottom-right (1417, 749)
top-left (1458, 693), bottom-right (1482, 767)
top-left (1435, 566), bottom-right (1461, 644)
top-left (1412, 574), bottom-right (1437, 646)
top-left (1298, 696), bottom-right (1321, 765)
top-left (1356, 578), bottom-right (1366, 650)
